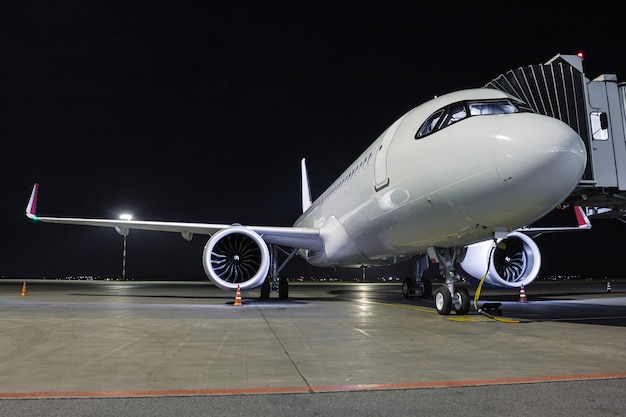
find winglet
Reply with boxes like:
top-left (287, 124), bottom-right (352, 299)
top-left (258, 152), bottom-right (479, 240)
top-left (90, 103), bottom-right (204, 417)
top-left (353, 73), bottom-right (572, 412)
top-left (573, 205), bottom-right (592, 229)
top-left (301, 158), bottom-right (312, 212)
top-left (26, 183), bottom-right (39, 220)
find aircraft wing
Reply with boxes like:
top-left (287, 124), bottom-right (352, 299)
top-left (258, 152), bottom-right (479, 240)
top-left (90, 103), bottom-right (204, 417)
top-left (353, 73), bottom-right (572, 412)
top-left (516, 206), bottom-right (591, 238)
top-left (26, 183), bottom-right (323, 252)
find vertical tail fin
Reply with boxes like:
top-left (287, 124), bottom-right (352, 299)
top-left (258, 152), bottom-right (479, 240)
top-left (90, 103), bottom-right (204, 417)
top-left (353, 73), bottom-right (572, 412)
top-left (301, 158), bottom-right (312, 213)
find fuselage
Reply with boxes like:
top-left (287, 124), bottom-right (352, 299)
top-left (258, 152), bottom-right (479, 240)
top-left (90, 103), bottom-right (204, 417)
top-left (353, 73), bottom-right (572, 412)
top-left (294, 88), bottom-right (587, 267)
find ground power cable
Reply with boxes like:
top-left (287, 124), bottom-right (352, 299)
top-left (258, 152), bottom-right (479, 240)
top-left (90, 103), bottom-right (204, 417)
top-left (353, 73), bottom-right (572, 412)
top-left (472, 245), bottom-right (521, 323)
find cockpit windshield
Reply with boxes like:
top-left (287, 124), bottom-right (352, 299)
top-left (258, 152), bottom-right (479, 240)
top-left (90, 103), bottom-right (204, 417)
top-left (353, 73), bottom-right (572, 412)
top-left (468, 101), bottom-right (517, 115)
top-left (415, 98), bottom-right (531, 139)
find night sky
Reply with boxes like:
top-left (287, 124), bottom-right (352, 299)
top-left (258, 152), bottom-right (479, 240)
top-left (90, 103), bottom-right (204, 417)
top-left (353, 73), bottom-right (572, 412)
top-left (2, 2), bottom-right (626, 280)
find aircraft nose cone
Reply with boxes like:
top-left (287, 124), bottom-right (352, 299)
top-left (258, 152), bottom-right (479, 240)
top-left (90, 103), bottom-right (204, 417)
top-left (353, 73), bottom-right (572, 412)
top-left (494, 114), bottom-right (586, 203)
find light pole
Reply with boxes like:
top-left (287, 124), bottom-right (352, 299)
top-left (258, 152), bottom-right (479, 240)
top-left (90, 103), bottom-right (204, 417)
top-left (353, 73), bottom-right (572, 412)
top-left (119, 213), bottom-right (133, 281)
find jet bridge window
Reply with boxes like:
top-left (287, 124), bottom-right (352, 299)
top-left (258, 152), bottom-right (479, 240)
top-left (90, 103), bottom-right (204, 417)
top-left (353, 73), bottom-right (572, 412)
top-left (590, 112), bottom-right (609, 141)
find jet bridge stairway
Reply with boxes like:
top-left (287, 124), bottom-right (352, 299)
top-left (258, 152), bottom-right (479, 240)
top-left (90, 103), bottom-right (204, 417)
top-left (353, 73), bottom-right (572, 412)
top-left (484, 53), bottom-right (626, 220)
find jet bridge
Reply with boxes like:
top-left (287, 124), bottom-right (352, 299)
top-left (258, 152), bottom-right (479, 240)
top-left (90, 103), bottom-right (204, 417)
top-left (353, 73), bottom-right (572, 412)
top-left (484, 53), bottom-right (626, 220)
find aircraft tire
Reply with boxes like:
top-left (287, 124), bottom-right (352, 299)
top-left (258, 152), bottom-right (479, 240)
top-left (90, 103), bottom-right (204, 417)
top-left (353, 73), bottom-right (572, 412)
top-left (422, 278), bottom-right (432, 298)
top-left (402, 277), bottom-right (414, 299)
top-left (278, 277), bottom-right (289, 300)
top-left (260, 278), bottom-right (270, 300)
top-left (453, 286), bottom-right (470, 315)
top-left (435, 286), bottom-right (452, 315)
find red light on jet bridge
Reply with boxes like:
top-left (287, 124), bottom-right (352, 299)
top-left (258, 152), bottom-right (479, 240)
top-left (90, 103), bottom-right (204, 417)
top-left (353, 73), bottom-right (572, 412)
top-left (577, 51), bottom-right (584, 59)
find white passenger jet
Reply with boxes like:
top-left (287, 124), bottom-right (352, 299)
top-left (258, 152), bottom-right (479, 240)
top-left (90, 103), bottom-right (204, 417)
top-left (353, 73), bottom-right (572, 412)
top-left (26, 88), bottom-right (589, 315)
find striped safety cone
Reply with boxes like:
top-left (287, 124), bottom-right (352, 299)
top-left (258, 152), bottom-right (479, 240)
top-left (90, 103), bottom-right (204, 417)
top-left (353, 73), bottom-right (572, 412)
top-left (607, 282), bottom-right (612, 293)
top-left (233, 285), bottom-right (243, 306)
top-left (519, 284), bottom-right (527, 303)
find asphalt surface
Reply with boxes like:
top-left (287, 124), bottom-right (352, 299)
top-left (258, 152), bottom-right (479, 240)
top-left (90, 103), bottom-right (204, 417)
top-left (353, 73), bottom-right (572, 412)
top-left (0, 278), bottom-right (624, 416)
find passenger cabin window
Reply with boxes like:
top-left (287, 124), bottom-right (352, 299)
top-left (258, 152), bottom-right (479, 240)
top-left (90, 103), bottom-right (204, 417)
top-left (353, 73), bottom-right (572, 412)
top-left (415, 98), bottom-right (528, 139)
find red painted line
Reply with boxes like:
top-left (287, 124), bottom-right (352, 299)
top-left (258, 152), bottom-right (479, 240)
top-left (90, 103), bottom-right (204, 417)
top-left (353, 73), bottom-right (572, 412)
top-left (313, 372), bottom-right (626, 392)
top-left (1, 372), bottom-right (625, 399)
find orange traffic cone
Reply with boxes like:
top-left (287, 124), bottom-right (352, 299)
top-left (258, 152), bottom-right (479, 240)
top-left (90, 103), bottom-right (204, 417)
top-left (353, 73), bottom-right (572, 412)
top-left (233, 285), bottom-right (243, 306)
top-left (519, 284), bottom-right (527, 303)
top-left (21, 281), bottom-right (28, 296)
top-left (607, 282), bottom-right (612, 293)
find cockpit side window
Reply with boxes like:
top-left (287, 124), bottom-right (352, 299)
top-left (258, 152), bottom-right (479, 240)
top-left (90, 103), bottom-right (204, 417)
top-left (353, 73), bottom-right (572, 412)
top-left (415, 98), bottom-right (530, 139)
top-left (441, 104), bottom-right (467, 127)
top-left (415, 109), bottom-right (445, 138)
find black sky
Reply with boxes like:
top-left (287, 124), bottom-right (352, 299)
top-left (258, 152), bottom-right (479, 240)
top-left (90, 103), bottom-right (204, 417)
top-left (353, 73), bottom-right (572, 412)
top-left (2, 2), bottom-right (626, 280)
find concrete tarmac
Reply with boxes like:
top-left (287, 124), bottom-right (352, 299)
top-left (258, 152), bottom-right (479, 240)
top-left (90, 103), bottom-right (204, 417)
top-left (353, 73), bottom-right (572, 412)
top-left (0, 278), bottom-right (625, 416)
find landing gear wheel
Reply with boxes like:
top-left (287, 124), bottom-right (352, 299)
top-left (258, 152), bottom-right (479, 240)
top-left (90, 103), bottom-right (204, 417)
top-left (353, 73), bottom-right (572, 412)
top-left (435, 286), bottom-right (452, 315)
top-left (422, 278), bottom-right (432, 298)
top-left (278, 277), bottom-right (289, 300)
top-left (453, 286), bottom-right (470, 315)
top-left (402, 277), bottom-right (415, 299)
top-left (260, 277), bottom-right (270, 300)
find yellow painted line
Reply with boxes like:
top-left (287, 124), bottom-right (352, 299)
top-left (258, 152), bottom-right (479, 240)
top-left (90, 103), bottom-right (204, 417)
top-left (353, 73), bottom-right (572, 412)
top-left (344, 297), bottom-right (505, 321)
top-left (375, 301), bottom-right (437, 314)
top-left (344, 297), bottom-right (437, 314)
top-left (444, 316), bottom-right (490, 322)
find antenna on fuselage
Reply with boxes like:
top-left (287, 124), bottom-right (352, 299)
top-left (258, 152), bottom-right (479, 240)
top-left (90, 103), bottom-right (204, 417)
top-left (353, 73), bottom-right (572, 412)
top-left (301, 158), bottom-right (312, 212)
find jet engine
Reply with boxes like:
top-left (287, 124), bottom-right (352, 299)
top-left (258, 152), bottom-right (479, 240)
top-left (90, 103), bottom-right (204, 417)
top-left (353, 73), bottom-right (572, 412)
top-left (202, 226), bottom-right (270, 290)
top-left (457, 232), bottom-right (541, 288)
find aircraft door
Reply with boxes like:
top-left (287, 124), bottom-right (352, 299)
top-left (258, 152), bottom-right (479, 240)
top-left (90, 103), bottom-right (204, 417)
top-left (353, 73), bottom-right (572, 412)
top-left (374, 115), bottom-right (405, 191)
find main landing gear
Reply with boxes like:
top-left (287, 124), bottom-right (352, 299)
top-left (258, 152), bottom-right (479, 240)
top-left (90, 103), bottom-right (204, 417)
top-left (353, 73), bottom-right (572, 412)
top-left (260, 244), bottom-right (296, 300)
top-left (260, 276), bottom-right (289, 300)
top-left (402, 254), bottom-right (433, 299)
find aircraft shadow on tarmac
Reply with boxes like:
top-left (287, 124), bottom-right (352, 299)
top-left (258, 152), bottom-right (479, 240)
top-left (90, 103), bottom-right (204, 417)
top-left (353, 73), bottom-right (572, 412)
top-left (328, 286), bottom-right (626, 327)
top-left (70, 293), bottom-right (236, 301)
top-left (69, 292), bottom-right (319, 306)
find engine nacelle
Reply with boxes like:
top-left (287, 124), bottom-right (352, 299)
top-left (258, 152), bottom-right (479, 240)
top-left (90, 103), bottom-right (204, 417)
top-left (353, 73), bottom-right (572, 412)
top-left (202, 226), bottom-right (270, 290)
top-left (457, 232), bottom-right (541, 288)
